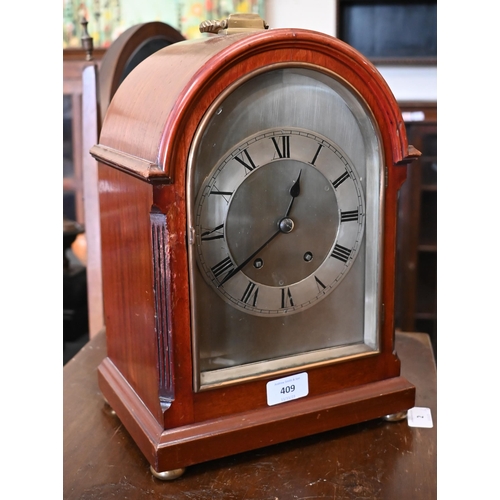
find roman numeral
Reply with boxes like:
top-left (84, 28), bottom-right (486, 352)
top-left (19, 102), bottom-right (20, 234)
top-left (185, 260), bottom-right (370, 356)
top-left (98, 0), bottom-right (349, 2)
top-left (211, 256), bottom-right (234, 279)
top-left (310, 144), bottom-right (323, 165)
top-left (271, 135), bottom-right (290, 158)
top-left (314, 275), bottom-right (327, 292)
top-left (210, 187), bottom-right (233, 203)
top-left (332, 171), bottom-right (349, 189)
top-left (281, 287), bottom-right (294, 308)
top-left (201, 223), bottom-right (224, 241)
top-left (340, 210), bottom-right (359, 222)
top-left (331, 244), bottom-right (352, 263)
top-left (241, 282), bottom-right (259, 306)
top-left (234, 149), bottom-right (257, 172)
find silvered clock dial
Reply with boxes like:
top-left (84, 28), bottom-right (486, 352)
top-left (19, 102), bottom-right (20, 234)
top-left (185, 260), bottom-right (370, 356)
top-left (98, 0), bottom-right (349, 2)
top-left (194, 127), bottom-right (365, 316)
top-left (187, 66), bottom-right (383, 390)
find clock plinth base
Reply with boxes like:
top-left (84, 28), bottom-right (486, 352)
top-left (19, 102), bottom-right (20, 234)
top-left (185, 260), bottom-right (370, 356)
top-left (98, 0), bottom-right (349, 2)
top-left (98, 357), bottom-right (415, 473)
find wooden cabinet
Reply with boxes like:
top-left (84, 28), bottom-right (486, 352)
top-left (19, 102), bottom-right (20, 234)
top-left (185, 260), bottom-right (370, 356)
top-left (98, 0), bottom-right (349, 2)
top-left (395, 103), bottom-right (437, 357)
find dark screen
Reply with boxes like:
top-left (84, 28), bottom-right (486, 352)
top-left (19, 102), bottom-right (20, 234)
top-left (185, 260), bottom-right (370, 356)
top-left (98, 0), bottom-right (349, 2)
top-left (339, 2), bottom-right (437, 59)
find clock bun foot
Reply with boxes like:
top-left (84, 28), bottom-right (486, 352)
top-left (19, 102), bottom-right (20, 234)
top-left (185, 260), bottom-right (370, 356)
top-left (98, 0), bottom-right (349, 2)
top-left (383, 411), bottom-right (407, 422)
top-left (102, 397), bottom-right (116, 416)
top-left (150, 465), bottom-right (186, 481)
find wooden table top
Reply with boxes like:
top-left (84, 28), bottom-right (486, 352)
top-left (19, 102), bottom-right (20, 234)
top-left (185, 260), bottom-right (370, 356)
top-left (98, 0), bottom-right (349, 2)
top-left (64, 330), bottom-right (436, 499)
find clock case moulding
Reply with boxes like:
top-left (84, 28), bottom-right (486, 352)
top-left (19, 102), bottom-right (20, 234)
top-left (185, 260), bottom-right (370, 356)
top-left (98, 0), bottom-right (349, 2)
top-left (91, 27), bottom-right (418, 475)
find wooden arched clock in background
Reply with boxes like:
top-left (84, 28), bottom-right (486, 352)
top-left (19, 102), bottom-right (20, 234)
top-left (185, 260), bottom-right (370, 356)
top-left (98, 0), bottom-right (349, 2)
top-left (90, 13), bottom-right (420, 479)
top-left (80, 20), bottom-right (185, 337)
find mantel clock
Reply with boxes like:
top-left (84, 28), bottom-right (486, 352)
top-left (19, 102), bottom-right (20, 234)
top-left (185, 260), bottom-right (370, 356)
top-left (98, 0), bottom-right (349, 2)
top-left (91, 13), bottom-right (420, 479)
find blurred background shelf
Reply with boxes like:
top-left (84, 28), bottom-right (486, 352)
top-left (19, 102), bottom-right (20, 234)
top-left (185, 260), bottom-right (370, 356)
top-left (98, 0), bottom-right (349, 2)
top-left (395, 103), bottom-right (437, 358)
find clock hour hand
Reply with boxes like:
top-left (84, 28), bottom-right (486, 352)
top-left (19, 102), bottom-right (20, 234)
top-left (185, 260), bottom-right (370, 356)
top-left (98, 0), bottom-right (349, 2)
top-left (284, 169), bottom-right (302, 217)
top-left (218, 170), bottom-right (302, 287)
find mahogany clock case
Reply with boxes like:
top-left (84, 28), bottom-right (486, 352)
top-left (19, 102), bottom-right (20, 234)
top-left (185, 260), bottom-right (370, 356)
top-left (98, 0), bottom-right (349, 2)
top-left (91, 27), bottom-right (417, 474)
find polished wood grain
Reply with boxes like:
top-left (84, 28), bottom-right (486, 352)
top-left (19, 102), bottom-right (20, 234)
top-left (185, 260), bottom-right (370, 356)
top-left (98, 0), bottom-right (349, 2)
top-left (64, 330), bottom-right (436, 499)
top-left (92, 27), bottom-right (419, 473)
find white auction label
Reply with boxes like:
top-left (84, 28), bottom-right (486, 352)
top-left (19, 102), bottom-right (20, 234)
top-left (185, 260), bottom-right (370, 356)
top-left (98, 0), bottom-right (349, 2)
top-left (266, 372), bottom-right (309, 406)
top-left (407, 407), bottom-right (433, 428)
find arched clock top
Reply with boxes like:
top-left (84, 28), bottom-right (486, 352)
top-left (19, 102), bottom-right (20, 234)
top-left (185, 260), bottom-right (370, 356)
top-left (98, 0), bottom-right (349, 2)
top-left (92, 28), bottom-right (417, 185)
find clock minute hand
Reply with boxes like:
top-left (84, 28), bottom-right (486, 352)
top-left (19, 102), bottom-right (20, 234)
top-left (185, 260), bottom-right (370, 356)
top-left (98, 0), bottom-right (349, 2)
top-left (217, 229), bottom-right (281, 287)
